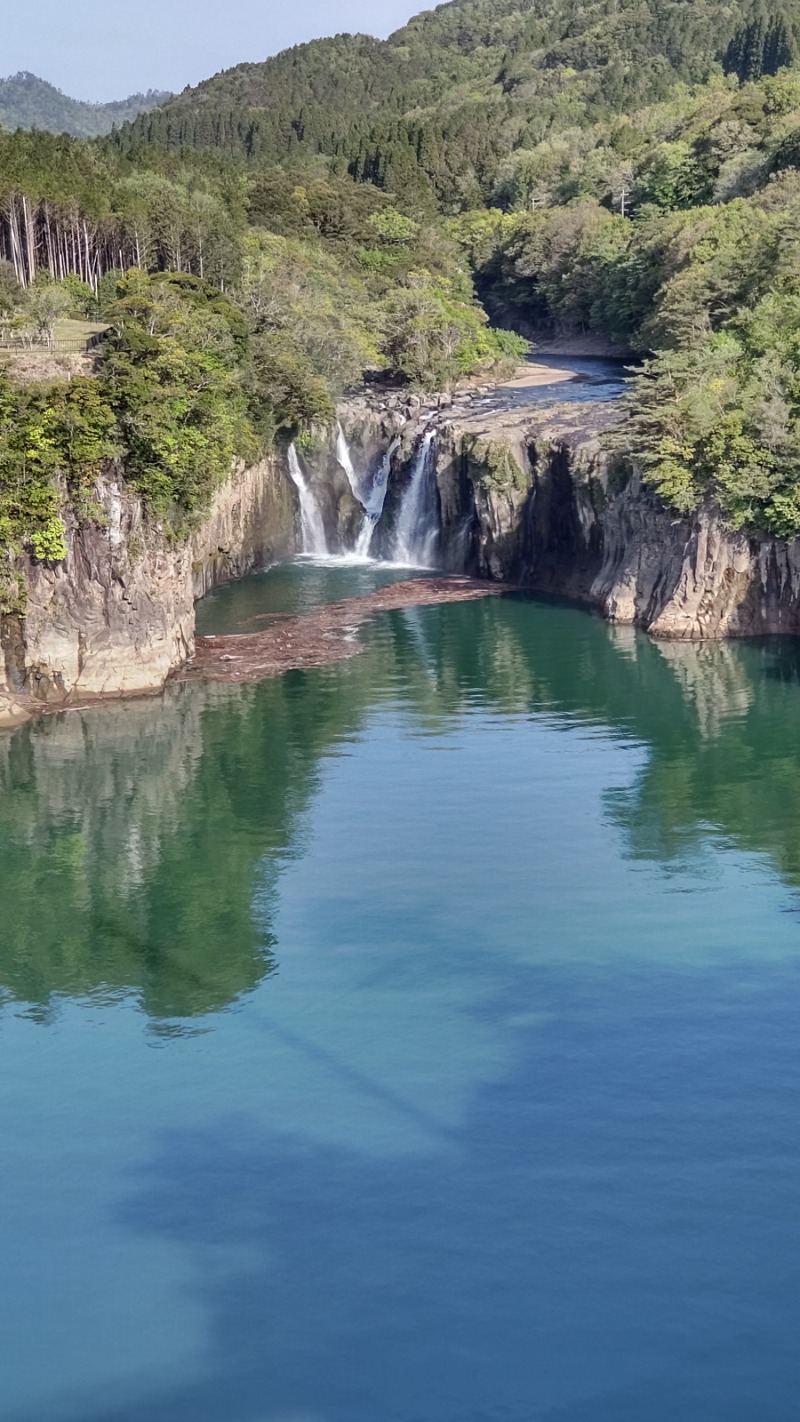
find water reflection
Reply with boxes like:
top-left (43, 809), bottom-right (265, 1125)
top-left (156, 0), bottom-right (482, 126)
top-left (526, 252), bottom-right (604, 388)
top-left (4, 571), bottom-right (800, 1421)
top-left (0, 675), bottom-right (344, 1021)
top-left (4, 579), bottom-right (800, 1024)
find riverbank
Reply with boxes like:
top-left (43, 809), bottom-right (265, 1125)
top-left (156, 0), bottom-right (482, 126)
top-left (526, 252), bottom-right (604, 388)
top-left (497, 362), bottom-right (579, 391)
top-left (1, 575), bottom-right (507, 725)
top-left (8, 351), bottom-right (800, 734)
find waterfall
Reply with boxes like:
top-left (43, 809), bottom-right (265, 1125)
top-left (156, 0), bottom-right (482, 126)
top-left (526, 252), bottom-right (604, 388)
top-left (393, 431), bottom-right (440, 567)
top-left (354, 439), bottom-right (400, 557)
top-left (292, 423), bottom-right (439, 564)
top-left (336, 424), bottom-right (363, 504)
top-left (287, 444), bottom-right (328, 557)
top-left (355, 514), bottom-right (377, 560)
top-left (337, 425), bottom-right (399, 559)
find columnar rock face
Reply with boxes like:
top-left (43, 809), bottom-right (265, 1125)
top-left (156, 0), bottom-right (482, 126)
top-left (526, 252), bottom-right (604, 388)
top-left (8, 388), bottom-right (800, 733)
top-left (0, 457), bottom-right (295, 729)
top-left (444, 423), bottom-right (800, 639)
top-left (340, 392), bottom-right (800, 641)
top-left (191, 456), bottom-right (296, 598)
top-left (593, 481), bottom-right (800, 638)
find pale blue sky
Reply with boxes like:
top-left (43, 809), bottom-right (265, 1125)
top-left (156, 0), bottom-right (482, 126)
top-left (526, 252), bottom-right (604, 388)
top-left (4, 0), bottom-right (426, 103)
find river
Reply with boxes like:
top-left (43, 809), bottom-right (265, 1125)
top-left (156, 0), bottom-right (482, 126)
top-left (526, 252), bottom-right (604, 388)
top-left (2, 561), bottom-right (800, 1419)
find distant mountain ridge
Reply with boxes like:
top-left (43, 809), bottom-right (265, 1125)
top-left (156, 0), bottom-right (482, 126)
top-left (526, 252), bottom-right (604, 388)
top-left (0, 72), bottom-right (171, 138)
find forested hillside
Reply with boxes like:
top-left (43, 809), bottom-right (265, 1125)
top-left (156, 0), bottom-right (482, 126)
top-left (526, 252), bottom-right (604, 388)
top-left (0, 138), bottom-right (522, 609)
top-left (0, 73), bottom-right (170, 139)
top-left (3, 0), bottom-right (800, 559)
top-left (118, 0), bottom-right (800, 206)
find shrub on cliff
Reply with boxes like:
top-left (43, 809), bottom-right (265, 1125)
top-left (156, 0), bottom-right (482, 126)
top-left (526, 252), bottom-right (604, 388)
top-left (0, 373), bottom-right (118, 601)
top-left (625, 300), bottom-right (800, 535)
top-left (99, 272), bottom-right (257, 525)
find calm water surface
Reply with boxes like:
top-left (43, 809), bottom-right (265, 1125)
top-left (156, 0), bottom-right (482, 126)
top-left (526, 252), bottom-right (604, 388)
top-left (2, 563), bottom-right (800, 1421)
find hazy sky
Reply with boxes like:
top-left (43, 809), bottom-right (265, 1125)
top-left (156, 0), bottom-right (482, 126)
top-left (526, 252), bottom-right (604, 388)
top-left (4, 0), bottom-right (426, 103)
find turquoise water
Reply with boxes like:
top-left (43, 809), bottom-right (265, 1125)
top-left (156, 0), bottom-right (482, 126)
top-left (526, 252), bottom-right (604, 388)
top-left (2, 563), bottom-right (800, 1420)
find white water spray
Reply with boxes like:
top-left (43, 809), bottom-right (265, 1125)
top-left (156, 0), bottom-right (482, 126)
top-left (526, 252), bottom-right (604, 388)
top-left (393, 430), bottom-right (440, 567)
top-left (355, 439), bottom-right (400, 557)
top-left (287, 443), bottom-right (328, 557)
top-left (336, 424), bottom-right (363, 504)
top-left (354, 515), bottom-right (376, 560)
top-left (336, 425), bottom-right (400, 559)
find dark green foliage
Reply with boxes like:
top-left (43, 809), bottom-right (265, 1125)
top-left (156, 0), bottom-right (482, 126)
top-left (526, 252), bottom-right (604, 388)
top-left (0, 259), bottom-right (21, 315)
top-left (4, 0), bottom-right (800, 544)
top-left (622, 305), bottom-right (800, 536)
top-left (724, 10), bottom-right (796, 81)
top-left (248, 334), bottom-right (336, 442)
top-left (98, 272), bottom-right (256, 522)
top-left (113, 0), bottom-right (800, 209)
top-left (0, 275), bottom-right (259, 599)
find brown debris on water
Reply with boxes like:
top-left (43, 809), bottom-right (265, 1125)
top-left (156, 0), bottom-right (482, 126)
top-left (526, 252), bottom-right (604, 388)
top-left (182, 576), bottom-right (509, 685)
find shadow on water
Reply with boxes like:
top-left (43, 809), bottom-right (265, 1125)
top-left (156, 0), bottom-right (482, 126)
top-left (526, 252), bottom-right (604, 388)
top-left (76, 955), bottom-right (800, 1421)
top-left (4, 571), bottom-right (800, 1419)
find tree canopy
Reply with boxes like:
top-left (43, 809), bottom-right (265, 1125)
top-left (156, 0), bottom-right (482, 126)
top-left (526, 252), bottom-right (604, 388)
top-left (3, 0), bottom-right (800, 550)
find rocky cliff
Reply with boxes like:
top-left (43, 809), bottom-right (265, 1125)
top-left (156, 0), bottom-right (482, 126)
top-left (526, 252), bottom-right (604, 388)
top-left (0, 455), bottom-right (296, 730)
top-left (340, 388), bottom-right (800, 642)
top-left (7, 376), bottom-right (800, 733)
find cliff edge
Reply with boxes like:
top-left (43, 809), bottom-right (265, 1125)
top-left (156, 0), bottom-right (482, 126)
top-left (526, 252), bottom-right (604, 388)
top-left (0, 456), bottom-right (295, 730)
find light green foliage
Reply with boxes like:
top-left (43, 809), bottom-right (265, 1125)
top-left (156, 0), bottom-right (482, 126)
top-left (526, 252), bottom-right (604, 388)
top-left (0, 373), bottom-right (118, 599)
top-left (236, 209), bottom-right (515, 396)
top-left (25, 281), bottom-right (72, 344)
top-left (30, 517), bottom-right (68, 563)
top-left (384, 273), bottom-right (526, 389)
top-left (100, 272), bottom-right (256, 523)
top-left (238, 229), bottom-right (380, 395)
top-left (367, 209), bottom-right (420, 245)
top-left (0, 275), bottom-right (260, 592)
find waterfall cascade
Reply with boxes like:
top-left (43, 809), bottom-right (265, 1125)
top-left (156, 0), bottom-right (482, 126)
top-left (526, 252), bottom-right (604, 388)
top-left (336, 425), bottom-right (364, 505)
top-left (287, 444), bottom-right (329, 557)
top-left (337, 427), bottom-right (399, 560)
top-left (289, 425), bottom-right (441, 566)
top-left (393, 431), bottom-right (440, 568)
top-left (356, 439), bottom-right (400, 557)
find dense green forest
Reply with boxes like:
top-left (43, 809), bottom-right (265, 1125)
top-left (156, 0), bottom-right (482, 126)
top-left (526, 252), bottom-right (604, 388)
top-left (118, 0), bottom-right (800, 207)
top-left (0, 73), bottom-right (169, 140)
top-left (0, 143), bottom-right (522, 609)
top-left (3, 0), bottom-right (800, 578)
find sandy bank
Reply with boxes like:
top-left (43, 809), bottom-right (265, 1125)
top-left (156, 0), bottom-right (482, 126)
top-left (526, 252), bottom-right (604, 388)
top-left (498, 363), bottom-right (579, 391)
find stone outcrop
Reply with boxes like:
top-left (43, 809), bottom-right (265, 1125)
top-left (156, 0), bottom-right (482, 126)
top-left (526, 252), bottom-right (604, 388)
top-left (0, 455), bottom-right (296, 729)
top-left (442, 411), bottom-right (800, 639)
top-left (341, 389), bottom-right (800, 642)
top-left (191, 455), bottom-right (296, 599)
top-left (8, 373), bottom-right (800, 733)
top-left (592, 478), bottom-right (800, 638)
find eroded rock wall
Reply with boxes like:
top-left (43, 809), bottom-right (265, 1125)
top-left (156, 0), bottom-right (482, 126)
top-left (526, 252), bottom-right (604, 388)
top-left (0, 455), bottom-right (295, 729)
top-left (594, 478), bottom-right (800, 639)
top-left (342, 392), bottom-right (800, 641)
top-left (444, 424), bottom-right (800, 639)
top-left (191, 456), bottom-right (296, 599)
